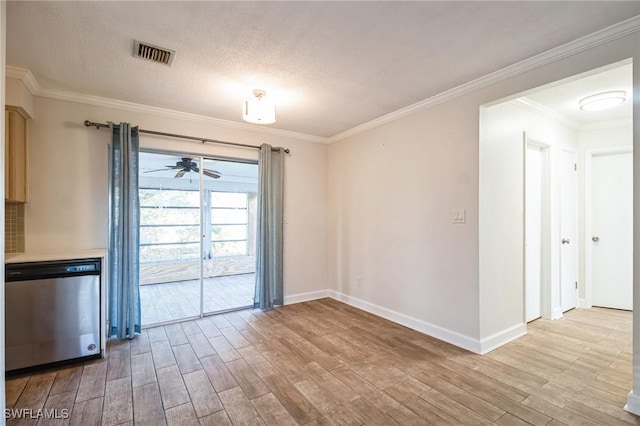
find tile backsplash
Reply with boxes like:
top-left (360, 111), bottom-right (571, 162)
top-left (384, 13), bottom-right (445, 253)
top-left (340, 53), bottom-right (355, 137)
top-left (5, 203), bottom-right (25, 253)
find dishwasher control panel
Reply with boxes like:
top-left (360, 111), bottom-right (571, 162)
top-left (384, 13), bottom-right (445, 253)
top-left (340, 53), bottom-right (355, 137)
top-left (66, 264), bottom-right (99, 273)
top-left (6, 258), bottom-right (101, 281)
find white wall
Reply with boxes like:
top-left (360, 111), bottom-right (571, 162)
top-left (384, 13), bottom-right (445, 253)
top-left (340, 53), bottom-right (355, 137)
top-left (578, 122), bottom-right (633, 150)
top-left (328, 94), bottom-right (485, 351)
top-left (328, 96), bottom-right (481, 349)
top-left (628, 34), bottom-right (640, 415)
top-left (328, 32), bottom-right (639, 354)
top-left (25, 96), bottom-right (329, 301)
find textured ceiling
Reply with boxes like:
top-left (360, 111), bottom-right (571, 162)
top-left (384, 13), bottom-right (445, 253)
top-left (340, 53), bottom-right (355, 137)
top-left (6, 1), bottom-right (640, 138)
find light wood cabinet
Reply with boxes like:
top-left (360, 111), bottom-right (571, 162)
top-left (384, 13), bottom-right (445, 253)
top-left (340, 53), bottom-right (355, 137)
top-left (5, 108), bottom-right (28, 203)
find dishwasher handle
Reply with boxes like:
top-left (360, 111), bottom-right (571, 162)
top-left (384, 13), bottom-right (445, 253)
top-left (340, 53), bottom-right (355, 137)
top-left (6, 258), bottom-right (101, 282)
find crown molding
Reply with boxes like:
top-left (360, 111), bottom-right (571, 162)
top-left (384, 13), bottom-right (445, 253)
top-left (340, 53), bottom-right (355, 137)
top-left (6, 14), bottom-right (639, 145)
top-left (5, 66), bottom-right (28, 81)
top-left (5, 67), bottom-right (328, 145)
top-left (6, 66), bottom-right (40, 94)
top-left (511, 98), bottom-right (633, 132)
top-left (510, 98), bottom-right (581, 131)
top-left (579, 117), bottom-right (633, 131)
top-left (37, 87), bottom-right (329, 144)
top-left (326, 14), bottom-right (640, 144)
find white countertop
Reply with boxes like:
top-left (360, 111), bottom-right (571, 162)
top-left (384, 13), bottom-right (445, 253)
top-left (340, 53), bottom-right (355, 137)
top-left (6, 249), bottom-right (107, 264)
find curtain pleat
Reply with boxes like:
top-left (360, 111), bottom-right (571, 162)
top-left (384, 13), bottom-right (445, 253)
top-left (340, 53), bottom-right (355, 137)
top-left (109, 122), bottom-right (141, 339)
top-left (254, 144), bottom-right (284, 310)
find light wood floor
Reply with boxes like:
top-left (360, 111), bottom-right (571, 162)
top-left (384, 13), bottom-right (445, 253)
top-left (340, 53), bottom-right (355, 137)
top-left (5, 299), bottom-right (637, 425)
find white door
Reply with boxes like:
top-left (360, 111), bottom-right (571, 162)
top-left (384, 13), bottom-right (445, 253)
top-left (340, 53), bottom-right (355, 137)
top-left (525, 145), bottom-right (543, 322)
top-left (560, 150), bottom-right (577, 312)
top-left (591, 151), bottom-right (633, 310)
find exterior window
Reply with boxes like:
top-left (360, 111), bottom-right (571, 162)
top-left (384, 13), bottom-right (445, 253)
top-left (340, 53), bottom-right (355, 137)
top-left (140, 189), bottom-right (249, 262)
top-left (140, 189), bottom-right (200, 262)
top-left (210, 192), bottom-right (248, 257)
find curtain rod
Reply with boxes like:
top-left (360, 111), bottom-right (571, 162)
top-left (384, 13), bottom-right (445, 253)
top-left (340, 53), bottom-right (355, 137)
top-left (83, 120), bottom-right (290, 154)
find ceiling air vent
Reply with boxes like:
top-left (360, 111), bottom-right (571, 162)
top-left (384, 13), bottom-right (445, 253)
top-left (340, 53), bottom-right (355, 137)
top-left (133, 40), bottom-right (175, 66)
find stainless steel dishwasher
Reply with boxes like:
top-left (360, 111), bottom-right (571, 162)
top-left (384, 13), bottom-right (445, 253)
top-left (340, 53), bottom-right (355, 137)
top-left (5, 258), bottom-right (102, 373)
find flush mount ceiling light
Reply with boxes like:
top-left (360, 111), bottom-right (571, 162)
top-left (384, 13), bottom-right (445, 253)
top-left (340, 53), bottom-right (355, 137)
top-left (579, 91), bottom-right (626, 111)
top-left (242, 89), bottom-right (276, 124)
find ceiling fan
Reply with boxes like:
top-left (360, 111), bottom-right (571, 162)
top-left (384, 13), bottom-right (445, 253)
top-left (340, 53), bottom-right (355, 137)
top-left (144, 157), bottom-right (221, 179)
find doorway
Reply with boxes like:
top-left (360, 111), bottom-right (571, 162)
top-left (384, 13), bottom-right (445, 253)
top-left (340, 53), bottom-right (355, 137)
top-left (479, 60), bottom-right (633, 363)
top-left (523, 143), bottom-right (578, 321)
top-left (559, 148), bottom-right (578, 313)
top-left (138, 151), bottom-right (258, 327)
top-left (524, 139), bottom-right (550, 322)
top-left (587, 149), bottom-right (633, 310)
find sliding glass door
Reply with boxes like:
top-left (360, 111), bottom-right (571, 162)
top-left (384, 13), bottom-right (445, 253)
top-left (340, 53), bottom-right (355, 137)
top-left (138, 151), bottom-right (258, 327)
top-left (202, 158), bottom-right (257, 313)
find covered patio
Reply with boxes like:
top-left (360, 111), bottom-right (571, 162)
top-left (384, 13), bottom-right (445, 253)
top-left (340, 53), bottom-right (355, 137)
top-left (140, 273), bottom-right (255, 326)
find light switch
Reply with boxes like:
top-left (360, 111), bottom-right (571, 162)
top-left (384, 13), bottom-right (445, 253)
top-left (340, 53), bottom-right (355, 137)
top-left (452, 209), bottom-right (466, 224)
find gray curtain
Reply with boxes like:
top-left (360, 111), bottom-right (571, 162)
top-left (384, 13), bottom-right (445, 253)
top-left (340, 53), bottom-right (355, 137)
top-left (109, 122), bottom-right (141, 339)
top-left (254, 144), bottom-right (285, 310)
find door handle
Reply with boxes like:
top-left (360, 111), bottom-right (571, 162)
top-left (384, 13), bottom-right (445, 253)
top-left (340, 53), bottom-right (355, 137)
top-left (562, 238), bottom-right (570, 244)
top-left (592, 236), bottom-right (599, 242)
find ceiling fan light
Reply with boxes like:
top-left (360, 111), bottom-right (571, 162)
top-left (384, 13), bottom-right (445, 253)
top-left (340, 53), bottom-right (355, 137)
top-left (579, 91), bottom-right (626, 111)
top-left (243, 89), bottom-right (276, 124)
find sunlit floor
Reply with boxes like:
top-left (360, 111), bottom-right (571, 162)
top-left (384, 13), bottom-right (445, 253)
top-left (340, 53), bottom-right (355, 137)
top-left (140, 273), bottom-right (255, 326)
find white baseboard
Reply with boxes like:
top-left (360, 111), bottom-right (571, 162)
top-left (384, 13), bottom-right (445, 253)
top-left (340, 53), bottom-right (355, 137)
top-left (552, 306), bottom-right (564, 320)
top-left (625, 391), bottom-right (640, 416)
top-left (577, 298), bottom-right (591, 309)
top-left (284, 290), bottom-right (329, 305)
top-left (328, 290), bottom-right (482, 354)
top-left (479, 323), bottom-right (527, 355)
top-left (285, 290), bottom-right (529, 355)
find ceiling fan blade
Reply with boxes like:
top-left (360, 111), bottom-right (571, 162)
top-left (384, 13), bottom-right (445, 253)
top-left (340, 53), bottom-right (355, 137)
top-left (167, 165), bottom-right (183, 169)
top-left (144, 168), bottom-right (170, 174)
top-left (174, 170), bottom-right (186, 178)
top-left (203, 169), bottom-right (221, 179)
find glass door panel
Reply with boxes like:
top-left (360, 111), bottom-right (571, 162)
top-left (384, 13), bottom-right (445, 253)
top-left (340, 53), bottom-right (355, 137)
top-left (202, 158), bottom-right (258, 314)
top-left (138, 152), bottom-right (258, 327)
top-left (139, 152), bottom-right (202, 326)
